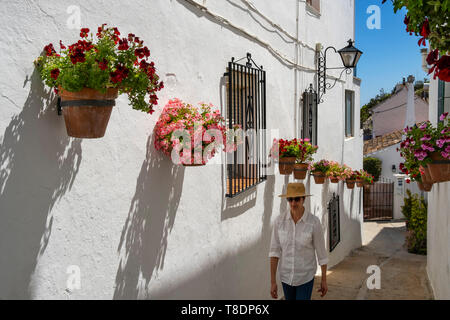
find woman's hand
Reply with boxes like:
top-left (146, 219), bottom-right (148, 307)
top-left (270, 282), bottom-right (278, 299)
top-left (317, 279), bottom-right (328, 297)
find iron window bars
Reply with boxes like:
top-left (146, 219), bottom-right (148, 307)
top-left (302, 84), bottom-right (318, 146)
top-left (224, 53), bottom-right (267, 198)
top-left (328, 193), bottom-right (340, 252)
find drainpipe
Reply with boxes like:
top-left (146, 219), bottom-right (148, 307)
top-left (294, 0), bottom-right (300, 138)
top-left (404, 75), bottom-right (416, 128)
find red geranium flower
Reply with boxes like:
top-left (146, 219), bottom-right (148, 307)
top-left (50, 68), bottom-right (60, 80)
top-left (118, 38), bottom-right (129, 50)
top-left (44, 43), bottom-right (56, 56)
top-left (80, 28), bottom-right (90, 38)
top-left (98, 59), bottom-right (108, 71)
top-left (110, 64), bottom-right (129, 83)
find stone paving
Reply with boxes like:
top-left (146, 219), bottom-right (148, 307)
top-left (311, 221), bottom-right (434, 300)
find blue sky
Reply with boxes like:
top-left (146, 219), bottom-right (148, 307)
top-left (355, 0), bottom-right (428, 106)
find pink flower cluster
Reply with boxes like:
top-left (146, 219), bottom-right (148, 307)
top-left (154, 98), bottom-right (242, 165)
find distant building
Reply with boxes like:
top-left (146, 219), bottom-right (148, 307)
top-left (371, 80), bottom-right (429, 138)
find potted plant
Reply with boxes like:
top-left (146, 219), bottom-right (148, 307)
top-left (327, 161), bottom-right (344, 183)
top-left (426, 112), bottom-right (450, 182)
top-left (309, 160), bottom-right (330, 184)
top-left (270, 139), bottom-right (299, 175)
top-left (35, 25), bottom-right (163, 138)
top-left (154, 98), bottom-right (241, 166)
top-left (359, 170), bottom-right (374, 187)
top-left (342, 166), bottom-right (357, 189)
top-left (399, 115), bottom-right (450, 184)
top-left (293, 139), bottom-right (318, 180)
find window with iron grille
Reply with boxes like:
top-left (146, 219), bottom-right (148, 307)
top-left (225, 53), bottom-right (267, 198)
top-left (328, 193), bottom-right (340, 252)
top-left (301, 85), bottom-right (318, 146)
top-left (306, 0), bottom-right (320, 14)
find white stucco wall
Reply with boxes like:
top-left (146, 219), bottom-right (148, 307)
top-left (426, 76), bottom-right (450, 300)
top-left (0, 0), bottom-right (362, 299)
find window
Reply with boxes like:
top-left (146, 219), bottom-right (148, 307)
top-left (301, 85), bottom-right (318, 146)
top-left (345, 90), bottom-right (354, 137)
top-left (328, 193), bottom-right (340, 252)
top-left (438, 79), bottom-right (450, 122)
top-left (225, 54), bottom-right (267, 198)
top-left (306, 0), bottom-right (320, 13)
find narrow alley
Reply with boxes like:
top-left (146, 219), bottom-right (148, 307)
top-left (312, 221), bottom-right (434, 300)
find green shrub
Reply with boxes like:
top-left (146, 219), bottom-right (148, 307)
top-left (363, 157), bottom-right (382, 181)
top-left (401, 189), bottom-right (414, 221)
top-left (404, 192), bottom-right (427, 255)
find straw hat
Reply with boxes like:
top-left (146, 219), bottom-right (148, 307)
top-left (278, 182), bottom-right (312, 198)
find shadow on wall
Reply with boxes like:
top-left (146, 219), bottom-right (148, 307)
top-left (151, 174), bottom-right (276, 299)
top-left (114, 135), bottom-right (185, 300)
top-left (0, 70), bottom-right (82, 299)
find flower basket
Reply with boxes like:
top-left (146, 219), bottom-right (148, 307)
top-left (417, 181), bottom-right (432, 192)
top-left (346, 179), bottom-right (356, 189)
top-left (293, 163), bottom-right (309, 180)
top-left (154, 99), bottom-right (241, 166)
top-left (427, 152), bottom-right (450, 183)
top-left (313, 172), bottom-right (326, 184)
top-left (329, 176), bottom-right (340, 183)
top-left (279, 157), bottom-right (296, 175)
top-left (59, 87), bottom-right (118, 138)
top-left (35, 25), bottom-right (164, 138)
top-left (309, 160), bottom-right (330, 184)
top-left (356, 179), bottom-right (364, 188)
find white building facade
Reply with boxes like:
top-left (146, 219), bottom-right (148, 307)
top-left (426, 75), bottom-right (450, 300)
top-left (0, 0), bottom-right (363, 299)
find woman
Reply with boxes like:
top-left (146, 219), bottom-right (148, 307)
top-left (269, 182), bottom-right (328, 300)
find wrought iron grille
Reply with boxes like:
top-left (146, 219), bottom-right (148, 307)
top-left (363, 177), bottom-right (394, 221)
top-left (224, 53), bottom-right (267, 198)
top-left (302, 84), bottom-right (318, 146)
top-left (328, 193), bottom-right (340, 252)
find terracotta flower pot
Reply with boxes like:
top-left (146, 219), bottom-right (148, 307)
top-left (329, 176), bottom-right (340, 183)
top-left (419, 165), bottom-right (434, 189)
top-left (312, 172), bottom-right (326, 184)
top-left (346, 179), bottom-right (356, 189)
top-left (279, 157), bottom-right (296, 175)
top-left (59, 87), bottom-right (118, 138)
top-left (293, 163), bottom-right (308, 180)
top-left (356, 179), bottom-right (364, 188)
top-left (417, 181), bottom-right (432, 192)
top-left (427, 152), bottom-right (450, 183)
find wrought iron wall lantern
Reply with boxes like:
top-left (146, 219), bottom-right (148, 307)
top-left (317, 39), bottom-right (363, 103)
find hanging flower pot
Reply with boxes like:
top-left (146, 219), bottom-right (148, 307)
top-left (427, 152), bottom-right (450, 183)
top-left (417, 181), bottom-right (432, 192)
top-left (279, 157), bottom-right (296, 175)
top-left (346, 179), bottom-right (356, 189)
top-left (59, 87), bottom-right (118, 138)
top-left (329, 176), bottom-right (340, 183)
top-left (293, 163), bottom-right (309, 180)
top-left (35, 25), bottom-right (164, 138)
top-left (419, 165), bottom-right (434, 189)
top-left (313, 172), bottom-right (326, 184)
top-left (154, 99), bottom-right (243, 166)
top-left (309, 160), bottom-right (330, 185)
top-left (356, 179), bottom-right (364, 188)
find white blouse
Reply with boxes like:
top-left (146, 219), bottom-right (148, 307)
top-left (269, 210), bottom-right (329, 286)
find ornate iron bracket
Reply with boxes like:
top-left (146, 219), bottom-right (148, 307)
top-left (317, 47), bottom-right (352, 104)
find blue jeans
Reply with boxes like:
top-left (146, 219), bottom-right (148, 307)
top-left (282, 278), bottom-right (315, 300)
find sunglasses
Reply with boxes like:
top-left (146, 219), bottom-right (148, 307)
top-left (287, 197), bottom-right (304, 202)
